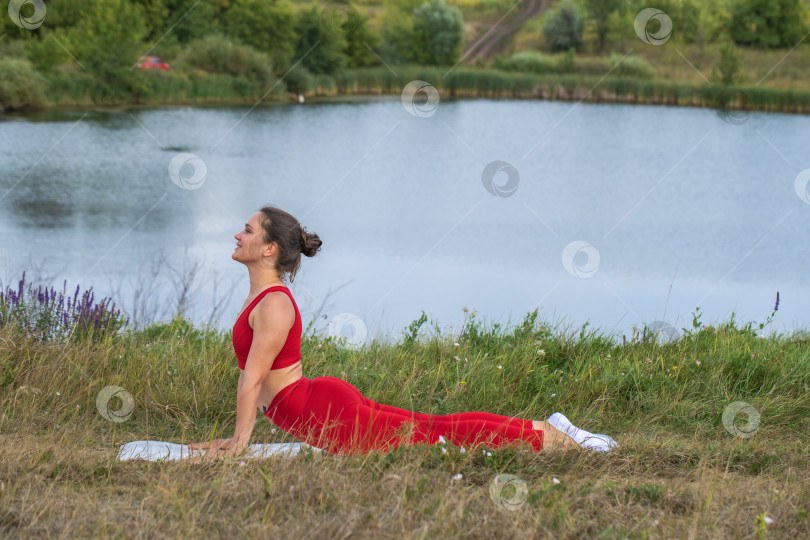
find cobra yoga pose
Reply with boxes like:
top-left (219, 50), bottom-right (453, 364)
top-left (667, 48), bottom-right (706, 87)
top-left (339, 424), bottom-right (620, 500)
top-left (188, 206), bottom-right (618, 460)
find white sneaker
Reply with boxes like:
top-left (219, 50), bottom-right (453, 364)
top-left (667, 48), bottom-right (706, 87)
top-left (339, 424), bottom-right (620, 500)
top-left (578, 434), bottom-right (619, 453)
top-left (547, 412), bottom-right (618, 453)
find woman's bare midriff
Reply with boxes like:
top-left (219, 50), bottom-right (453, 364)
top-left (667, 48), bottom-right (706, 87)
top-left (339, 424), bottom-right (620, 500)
top-left (257, 361), bottom-right (303, 413)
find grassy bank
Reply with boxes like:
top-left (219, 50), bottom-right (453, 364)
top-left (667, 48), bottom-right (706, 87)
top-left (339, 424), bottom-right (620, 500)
top-left (1, 298), bottom-right (809, 536)
top-left (6, 63), bottom-right (809, 116)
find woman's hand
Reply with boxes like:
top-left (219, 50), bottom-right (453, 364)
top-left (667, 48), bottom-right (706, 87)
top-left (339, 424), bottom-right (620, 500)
top-left (188, 438), bottom-right (232, 451)
top-left (186, 438), bottom-right (233, 462)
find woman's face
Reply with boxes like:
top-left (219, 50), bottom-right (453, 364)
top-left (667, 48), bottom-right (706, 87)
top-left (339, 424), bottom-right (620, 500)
top-left (233, 212), bottom-right (274, 263)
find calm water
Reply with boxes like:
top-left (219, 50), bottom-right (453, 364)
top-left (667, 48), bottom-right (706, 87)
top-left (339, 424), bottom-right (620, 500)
top-left (1, 97), bottom-right (808, 344)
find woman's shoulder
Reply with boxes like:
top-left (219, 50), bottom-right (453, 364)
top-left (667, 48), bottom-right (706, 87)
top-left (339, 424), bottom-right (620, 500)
top-left (248, 289), bottom-right (295, 328)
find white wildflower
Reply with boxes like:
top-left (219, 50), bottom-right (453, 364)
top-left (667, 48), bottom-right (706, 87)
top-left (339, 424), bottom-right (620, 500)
top-left (454, 342), bottom-right (459, 347)
top-left (497, 365), bottom-right (503, 370)
top-left (551, 393), bottom-right (556, 397)
top-left (552, 477), bottom-right (560, 484)
top-left (454, 356), bottom-right (460, 361)
top-left (487, 452), bottom-right (492, 457)
top-left (696, 361), bottom-right (701, 366)
top-left (452, 473), bottom-right (462, 480)
top-left (441, 446), bottom-right (447, 454)
top-left (460, 447), bottom-right (466, 453)
top-left (764, 516), bottom-right (774, 524)
top-left (438, 435), bottom-right (447, 444)
top-left (56, 392), bottom-right (61, 396)
top-left (538, 349), bottom-right (545, 357)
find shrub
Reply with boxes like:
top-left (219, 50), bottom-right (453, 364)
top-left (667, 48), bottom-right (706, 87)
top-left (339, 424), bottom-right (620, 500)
top-left (0, 57), bottom-right (47, 110)
top-left (174, 33), bottom-right (275, 90)
top-left (608, 53), bottom-right (654, 79)
top-left (493, 51), bottom-right (558, 75)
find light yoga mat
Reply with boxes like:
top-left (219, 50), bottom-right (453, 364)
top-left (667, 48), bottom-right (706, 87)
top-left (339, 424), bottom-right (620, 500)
top-left (117, 440), bottom-right (321, 462)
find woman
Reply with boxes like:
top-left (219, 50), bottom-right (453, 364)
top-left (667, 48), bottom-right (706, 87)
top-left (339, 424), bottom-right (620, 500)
top-left (189, 206), bottom-right (618, 460)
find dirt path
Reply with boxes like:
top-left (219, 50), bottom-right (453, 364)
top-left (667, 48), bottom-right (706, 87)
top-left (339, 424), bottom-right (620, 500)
top-left (462, 0), bottom-right (556, 63)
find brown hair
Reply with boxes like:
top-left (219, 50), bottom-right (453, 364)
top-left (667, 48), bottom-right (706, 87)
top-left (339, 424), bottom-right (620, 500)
top-left (258, 205), bottom-right (322, 283)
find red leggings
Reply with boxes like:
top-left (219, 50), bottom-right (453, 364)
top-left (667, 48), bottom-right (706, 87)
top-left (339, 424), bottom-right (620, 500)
top-left (263, 376), bottom-right (544, 455)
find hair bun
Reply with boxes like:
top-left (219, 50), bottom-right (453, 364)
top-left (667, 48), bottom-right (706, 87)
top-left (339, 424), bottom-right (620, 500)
top-left (300, 228), bottom-right (322, 257)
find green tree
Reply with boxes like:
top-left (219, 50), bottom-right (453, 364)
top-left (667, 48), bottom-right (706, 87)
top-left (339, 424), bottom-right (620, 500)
top-left (410, 0), bottom-right (464, 65)
top-left (341, 9), bottom-right (382, 68)
top-left (713, 39), bottom-right (742, 84)
top-left (294, 6), bottom-right (346, 75)
top-left (165, 0), bottom-right (222, 44)
top-left (378, 0), bottom-right (423, 64)
top-left (628, 0), bottom-right (701, 43)
top-left (63, 0), bottom-right (149, 97)
top-left (223, 0), bottom-right (296, 73)
top-left (543, 0), bottom-right (584, 53)
top-left (729, 0), bottom-right (808, 48)
top-left (582, 0), bottom-right (625, 51)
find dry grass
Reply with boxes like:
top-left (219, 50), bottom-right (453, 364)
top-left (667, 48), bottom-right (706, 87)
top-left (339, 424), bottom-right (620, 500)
top-left (1, 305), bottom-right (809, 538)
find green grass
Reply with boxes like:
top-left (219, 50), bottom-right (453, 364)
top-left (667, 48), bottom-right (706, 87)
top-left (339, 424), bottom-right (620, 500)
top-left (1, 305), bottom-right (808, 537)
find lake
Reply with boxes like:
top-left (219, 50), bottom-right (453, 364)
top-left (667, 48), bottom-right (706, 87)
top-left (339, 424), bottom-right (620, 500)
top-left (1, 96), bottom-right (808, 345)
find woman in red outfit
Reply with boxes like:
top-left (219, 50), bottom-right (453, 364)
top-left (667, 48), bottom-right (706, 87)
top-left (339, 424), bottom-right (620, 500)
top-left (190, 206), bottom-right (610, 460)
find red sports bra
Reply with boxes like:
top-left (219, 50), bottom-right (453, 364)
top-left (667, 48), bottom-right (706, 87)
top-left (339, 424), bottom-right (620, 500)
top-left (232, 285), bottom-right (302, 371)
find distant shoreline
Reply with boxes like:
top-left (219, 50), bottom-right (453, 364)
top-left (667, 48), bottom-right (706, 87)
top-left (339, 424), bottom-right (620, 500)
top-left (4, 88), bottom-right (807, 118)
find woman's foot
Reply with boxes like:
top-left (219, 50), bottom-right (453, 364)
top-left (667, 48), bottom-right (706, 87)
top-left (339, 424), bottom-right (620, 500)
top-left (546, 412), bottom-right (618, 453)
top-left (532, 420), bottom-right (579, 450)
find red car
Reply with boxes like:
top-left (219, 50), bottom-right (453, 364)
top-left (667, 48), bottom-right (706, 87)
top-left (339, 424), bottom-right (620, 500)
top-left (136, 56), bottom-right (169, 70)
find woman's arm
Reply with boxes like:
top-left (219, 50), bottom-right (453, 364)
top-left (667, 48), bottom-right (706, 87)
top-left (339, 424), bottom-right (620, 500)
top-left (228, 293), bottom-right (295, 457)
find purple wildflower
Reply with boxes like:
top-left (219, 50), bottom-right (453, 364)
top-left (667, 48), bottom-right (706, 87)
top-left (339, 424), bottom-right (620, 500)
top-left (773, 292), bottom-right (779, 312)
